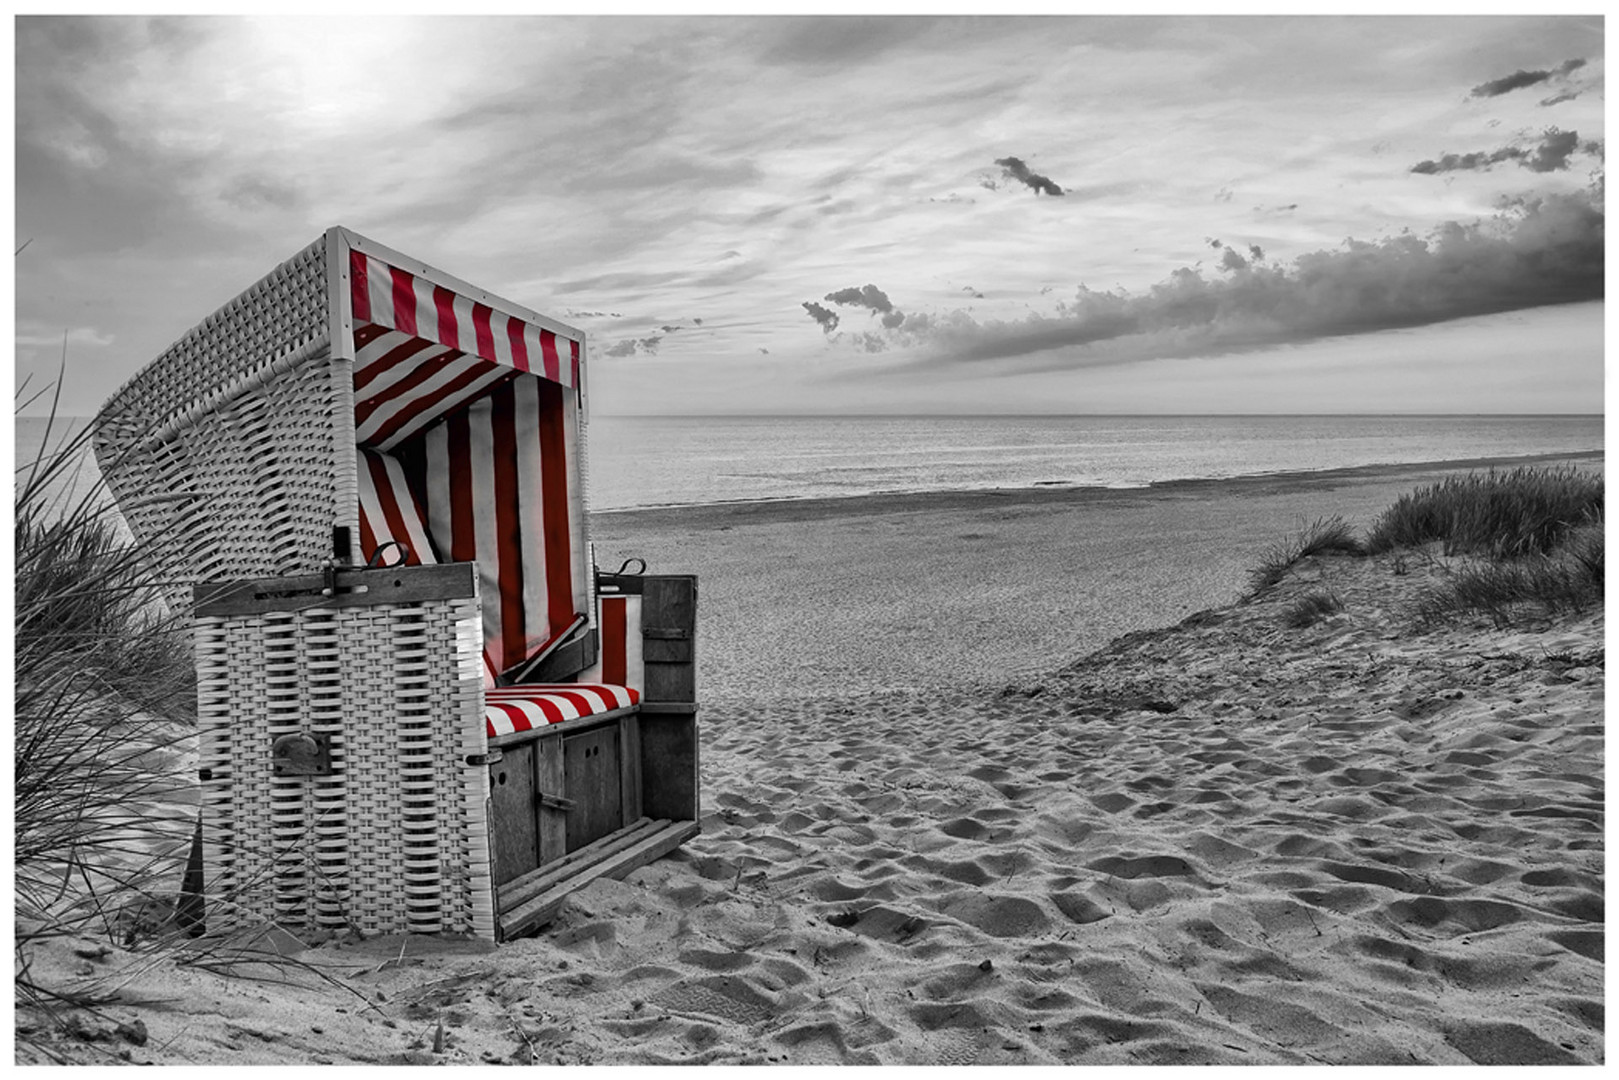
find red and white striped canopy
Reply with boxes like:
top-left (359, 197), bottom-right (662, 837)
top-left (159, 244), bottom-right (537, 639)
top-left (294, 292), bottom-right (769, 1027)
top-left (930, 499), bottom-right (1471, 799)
top-left (348, 245), bottom-right (589, 684)
top-left (349, 250), bottom-right (583, 452)
top-left (350, 249), bottom-right (581, 387)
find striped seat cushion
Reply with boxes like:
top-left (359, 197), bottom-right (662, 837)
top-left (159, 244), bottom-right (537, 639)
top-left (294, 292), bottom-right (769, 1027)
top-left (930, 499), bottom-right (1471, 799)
top-left (484, 684), bottom-right (640, 739)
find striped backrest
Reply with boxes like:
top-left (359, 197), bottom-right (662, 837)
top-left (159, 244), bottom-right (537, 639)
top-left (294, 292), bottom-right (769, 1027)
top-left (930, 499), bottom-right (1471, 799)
top-left (401, 376), bottom-right (588, 681)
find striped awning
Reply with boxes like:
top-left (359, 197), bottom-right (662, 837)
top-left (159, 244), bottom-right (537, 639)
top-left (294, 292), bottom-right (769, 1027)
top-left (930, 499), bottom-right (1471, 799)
top-left (350, 249), bottom-right (581, 389)
top-left (349, 250), bottom-right (584, 452)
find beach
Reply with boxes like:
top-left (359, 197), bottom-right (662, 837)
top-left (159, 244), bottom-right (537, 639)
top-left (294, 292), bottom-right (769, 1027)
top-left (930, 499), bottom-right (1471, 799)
top-left (19, 452), bottom-right (1604, 1066)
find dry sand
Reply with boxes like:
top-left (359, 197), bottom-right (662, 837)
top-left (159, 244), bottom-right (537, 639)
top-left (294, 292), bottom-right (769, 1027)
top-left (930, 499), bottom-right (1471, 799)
top-left (17, 453), bottom-right (1604, 1066)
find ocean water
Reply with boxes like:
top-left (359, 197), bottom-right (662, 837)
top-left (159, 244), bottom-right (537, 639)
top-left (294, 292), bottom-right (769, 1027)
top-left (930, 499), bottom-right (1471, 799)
top-left (16, 413), bottom-right (1604, 516)
top-left (585, 414), bottom-right (1604, 512)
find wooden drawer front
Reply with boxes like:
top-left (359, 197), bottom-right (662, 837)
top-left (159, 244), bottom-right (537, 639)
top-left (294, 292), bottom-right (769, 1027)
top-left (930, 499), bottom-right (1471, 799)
top-left (564, 727), bottom-right (623, 852)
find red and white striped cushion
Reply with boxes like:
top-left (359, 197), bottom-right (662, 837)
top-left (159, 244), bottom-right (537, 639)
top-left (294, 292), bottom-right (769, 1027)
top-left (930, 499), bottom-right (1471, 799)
top-left (484, 684), bottom-right (640, 739)
top-left (414, 376), bottom-right (588, 678)
top-left (356, 448), bottom-right (438, 567)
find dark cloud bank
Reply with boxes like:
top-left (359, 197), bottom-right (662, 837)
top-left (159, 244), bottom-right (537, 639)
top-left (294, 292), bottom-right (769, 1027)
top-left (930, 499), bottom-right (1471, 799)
top-left (1412, 128), bottom-right (1602, 176)
top-left (1470, 58), bottom-right (1585, 99)
top-left (802, 190), bottom-right (1602, 369)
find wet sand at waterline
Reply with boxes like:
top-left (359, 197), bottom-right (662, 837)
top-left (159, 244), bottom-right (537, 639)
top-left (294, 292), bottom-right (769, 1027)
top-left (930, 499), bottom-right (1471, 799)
top-left (21, 452), bottom-right (1603, 1065)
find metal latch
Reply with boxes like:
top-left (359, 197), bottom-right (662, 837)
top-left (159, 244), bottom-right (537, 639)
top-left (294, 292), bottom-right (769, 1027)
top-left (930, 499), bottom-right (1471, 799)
top-left (271, 732), bottom-right (332, 776)
top-left (466, 749), bottom-right (504, 766)
top-left (538, 792), bottom-right (576, 812)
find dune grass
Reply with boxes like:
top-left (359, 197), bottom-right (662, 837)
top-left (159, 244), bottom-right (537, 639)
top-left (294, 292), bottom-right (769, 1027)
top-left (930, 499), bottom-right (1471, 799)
top-left (1248, 466), bottom-right (1603, 629)
top-left (1281, 588), bottom-right (1344, 629)
top-left (1245, 515), bottom-right (1364, 598)
top-left (1414, 520), bottom-right (1604, 627)
top-left (14, 399), bottom-right (203, 1058)
top-left (1365, 466), bottom-right (1603, 559)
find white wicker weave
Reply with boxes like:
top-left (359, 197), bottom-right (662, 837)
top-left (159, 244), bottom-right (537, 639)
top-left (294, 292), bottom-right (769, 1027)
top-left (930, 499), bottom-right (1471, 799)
top-left (92, 233), bottom-right (356, 614)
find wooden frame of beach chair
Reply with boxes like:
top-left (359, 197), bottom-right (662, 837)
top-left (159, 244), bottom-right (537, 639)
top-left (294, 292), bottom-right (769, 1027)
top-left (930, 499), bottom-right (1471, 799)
top-left (92, 227), bottom-right (699, 942)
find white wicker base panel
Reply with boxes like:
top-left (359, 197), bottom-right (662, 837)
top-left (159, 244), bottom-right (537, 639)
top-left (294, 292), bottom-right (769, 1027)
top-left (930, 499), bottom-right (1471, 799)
top-left (193, 575), bottom-right (495, 941)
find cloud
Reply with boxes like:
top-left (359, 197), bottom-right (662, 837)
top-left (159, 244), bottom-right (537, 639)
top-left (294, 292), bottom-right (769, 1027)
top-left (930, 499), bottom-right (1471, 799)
top-left (802, 300), bottom-right (840, 333)
top-left (1470, 58), bottom-right (1585, 98)
top-left (1411, 128), bottom-right (1599, 175)
top-left (1540, 91), bottom-right (1580, 107)
top-left (815, 283), bottom-right (914, 338)
top-left (1411, 146), bottom-right (1527, 174)
top-left (14, 324), bottom-right (115, 349)
top-left (993, 156), bottom-right (1064, 196)
top-left (825, 284), bottom-right (894, 314)
top-left (763, 15), bottom-right (942, 66)
top-left (819, 191), bottom-right (1603, 372)
top-left (605, 335), bottom-right (664, 358)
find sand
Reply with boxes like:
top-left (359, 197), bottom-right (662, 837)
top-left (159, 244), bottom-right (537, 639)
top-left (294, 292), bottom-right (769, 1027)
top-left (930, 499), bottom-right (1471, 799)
top-left (16, 453), bottom-right (1604, 1066)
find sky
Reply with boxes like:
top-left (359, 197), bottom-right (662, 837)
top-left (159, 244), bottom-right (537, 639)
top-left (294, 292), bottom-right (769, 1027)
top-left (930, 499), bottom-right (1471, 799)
top-left (12, 13), bottom-right (1607, 417)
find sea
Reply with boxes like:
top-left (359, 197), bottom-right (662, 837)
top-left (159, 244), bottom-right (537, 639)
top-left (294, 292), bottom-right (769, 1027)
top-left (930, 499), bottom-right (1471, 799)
top-left (15, 414), bottom-right (1605, 515)
top-left (583, 414), bottom-right (1605, 512)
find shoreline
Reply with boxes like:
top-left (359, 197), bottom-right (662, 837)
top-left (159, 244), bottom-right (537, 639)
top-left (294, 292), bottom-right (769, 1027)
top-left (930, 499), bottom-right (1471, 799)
top-left (592, 448), bottom-right (1604, 525)
top-left (587, 450), bottom-right (1603, 703)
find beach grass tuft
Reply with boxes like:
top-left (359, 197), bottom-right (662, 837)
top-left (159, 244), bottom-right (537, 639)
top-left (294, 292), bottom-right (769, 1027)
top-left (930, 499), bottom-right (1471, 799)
top-left (1365, 466), bottom-right (1603, 558)
top-left (1246, 515), bottom-right (1364, 597)
top-left (1282, 588), bottom-right (1344, 629)
top-left (14, 400), bottom-right (202, 1058)
top-left (1414, 518), bottom-right (1605, 628)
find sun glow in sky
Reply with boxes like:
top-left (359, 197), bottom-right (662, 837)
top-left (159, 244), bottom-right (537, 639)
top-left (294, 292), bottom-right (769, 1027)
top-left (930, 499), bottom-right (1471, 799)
top-left (12, 14), bottom-right (1606, 416)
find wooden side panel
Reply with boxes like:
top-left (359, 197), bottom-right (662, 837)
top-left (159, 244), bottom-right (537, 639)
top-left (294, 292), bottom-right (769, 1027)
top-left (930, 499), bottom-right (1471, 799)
top-left (536, 735), bottom-right (566, 866)
top-left (639, 714), bottom-right (698, 823)
top-left (564, 727), bottom-right (622, 852)
top-left (640, 575), bottom-right (697, 704)
top-left (488, 743), bottom-right (537, 887)
top-left (619, 715), bottom-right (643, 825)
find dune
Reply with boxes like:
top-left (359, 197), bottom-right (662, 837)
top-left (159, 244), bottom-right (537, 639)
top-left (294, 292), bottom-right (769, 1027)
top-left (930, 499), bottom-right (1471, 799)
top-left (17, 454), bottom-right (1604, 1066)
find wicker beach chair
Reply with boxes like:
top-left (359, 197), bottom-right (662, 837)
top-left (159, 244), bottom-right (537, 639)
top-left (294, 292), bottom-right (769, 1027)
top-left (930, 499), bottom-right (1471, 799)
top-left (92, 227), bottom-right (699, 942)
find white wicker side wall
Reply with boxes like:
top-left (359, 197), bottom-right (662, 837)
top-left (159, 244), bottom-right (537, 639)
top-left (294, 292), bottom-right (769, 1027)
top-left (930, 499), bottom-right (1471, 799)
top-left (92, 234), bottom-right (346, 614)
top-left (193, 594), bottom-right (496, 941)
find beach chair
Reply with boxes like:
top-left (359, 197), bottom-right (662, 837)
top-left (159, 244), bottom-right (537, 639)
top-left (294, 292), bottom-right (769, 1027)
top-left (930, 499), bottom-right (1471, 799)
top-left (91, 227), bottom-right (699, 942)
